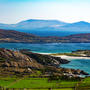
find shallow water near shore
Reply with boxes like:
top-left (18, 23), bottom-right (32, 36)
top-left (0, 43), bottom-right (90, 53)
top-left (0, 43), bottom-right (90, 74)
top-left (60, 59), bottom-right (90, 74)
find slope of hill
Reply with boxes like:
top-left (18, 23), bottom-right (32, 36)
top-left (0, 29), bottom-right (39, 43)
top-left (0, 48), bottom-right (88, 77)
top-left (0, 29), bottom-right (90, 43)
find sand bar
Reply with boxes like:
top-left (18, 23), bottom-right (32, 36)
top-left (39, 53), bottom-right (90, 60)
top-left (55, 55), bottom-right (90, 60)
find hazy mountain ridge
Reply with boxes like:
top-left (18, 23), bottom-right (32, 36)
top-left (59, 21), bottom-right (90, 30)
top-left (0, 19), bottom-right (68, 30)
top-left (0, 19), bottom-right (90, 30)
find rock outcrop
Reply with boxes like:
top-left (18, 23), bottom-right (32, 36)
top-left (0, 48), bottom-right (44, 69)
top-left (20, 51), bottom-right (70, 66)
top-left (0, 48), bottom-right (89, 77)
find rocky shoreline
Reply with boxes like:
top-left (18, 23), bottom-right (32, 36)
top-left (0, 48), bottom-right (89, 77)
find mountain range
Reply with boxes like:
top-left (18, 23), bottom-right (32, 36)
top-left (0, 19), bottom-right (90, 30)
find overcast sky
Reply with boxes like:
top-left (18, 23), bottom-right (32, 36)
top-left (0, 0), bottom-right (90, 24)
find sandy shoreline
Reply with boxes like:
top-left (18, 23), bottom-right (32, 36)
top-left (56, 55), bottom-right (90, 59)
top-left (40, 53), bottom-right (90, 60)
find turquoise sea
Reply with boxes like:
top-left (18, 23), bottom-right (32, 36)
top-left (0, 43), bottom-right (90, 74)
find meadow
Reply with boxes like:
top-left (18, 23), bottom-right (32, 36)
top-left (75, 77), bottom-right (90, 90)
top-left (0, 77), bottom-right (78, 90)
top-left (0, 76), bottom-right (90, 90)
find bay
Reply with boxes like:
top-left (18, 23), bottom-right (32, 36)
top-left (0, 43), bottom-right (90, 53)
top-left (0, 43), bottom-right (90, 74)
top-left (17, 29), bottom-right (90, 37)
top-left (60, 59), bottom-right (90, 74)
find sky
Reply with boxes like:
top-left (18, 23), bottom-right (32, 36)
top-left (0, 0), bottom-right (90, 24)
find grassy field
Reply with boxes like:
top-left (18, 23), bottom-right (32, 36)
top-left (57, 81), bottom-right (79, 88)
top-left (0, 78), bottom-right (18, 87)
top-left (4, 88), bottom-right (74, 90)
top-left (0, 80), bottom-right (14, 87)
top-left (6, 77), bottom-right (78, 89)
top-left (27, 88), bottom-right (74, 90)
top-left (8, 78), bottom-right (57, 88)
top-left (1, 77), bottom-right (90, 90)
top-left (76, 77), bottom-right (90, 90)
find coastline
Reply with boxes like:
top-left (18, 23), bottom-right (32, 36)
top-left (39, 53), bottom-right (90, 60)
top-left (56, 55), bottom-right (90, 59)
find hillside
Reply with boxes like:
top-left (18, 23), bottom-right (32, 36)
top-left (0, 29), bottom-right (39, 43)
top-left (0, 29), bottom-right (90, 43)
top-left (0, 48), bottom-right (89, 77)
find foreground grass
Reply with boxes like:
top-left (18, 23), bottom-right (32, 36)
top-left (8, 78), bottom-right (57, 88)
top-left (0, 77), bottom-right (86, 90)
top-left (52, 89), bottom-right (74, 90)
top-left (76, 77), bottom-right (90, 90)
top-left (28, 88), bottom-right (74, 90)
top-left (7, 77), bottom-right (78, 89)
top-left (0, 77), bottom-right (19, 87)
top-left (0, 80), bottom-right (14, 87)
top-left (6, 88), bottom-right (74, 90)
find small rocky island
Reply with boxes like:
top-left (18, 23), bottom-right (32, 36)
top-left (0, 48), bottom-right (89, 78)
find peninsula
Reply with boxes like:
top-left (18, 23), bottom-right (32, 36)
top-left (0, 29), bottom-right (90, 43)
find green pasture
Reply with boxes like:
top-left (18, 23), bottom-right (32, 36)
top-left (8, 78), bottom-right (57, 88)
top-left (0, 78), bottom-right (19, 87)
top-left (28, 88), bottom-right (74, 90)
top-left (1, 77), bottom-right (88, 90)
top-left (76, 77), bottom-right (90, 90)
top-left (0, 80), bottom-right (14, 87)
top-left (7, 77), bottom-right (78, 89)
top-left (81, 77), bottom-right (90, 83)
top-left (79, 77), bottom-right (90, 86)
top-left (4, 88), bottom-right (74, 90)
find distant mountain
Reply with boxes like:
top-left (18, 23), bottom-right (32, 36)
top-left (38, 21), bottom-right (90, 30)
top-left (0, 19), bottom-right (68, 30)
top-left (0, 20), bottom-right (90, 31)
top-left (58, 21), bottom-right (90, 30)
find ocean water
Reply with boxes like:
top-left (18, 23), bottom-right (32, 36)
top-left (0, 43), bottom-right (90, 74)
top-left (17, 29), bottom-right (90, 37)
top-left (1, 43), bottom-right (90, 53)
top-left (60, 59), bottom-right (90, 74)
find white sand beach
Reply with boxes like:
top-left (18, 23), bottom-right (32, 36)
top-left (40, 53), bottom-right (90, 60)
top-left (55, 55), bottom-right (90, 59)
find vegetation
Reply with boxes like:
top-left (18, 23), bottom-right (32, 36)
top-left (72, 49), bottom-right (90, 56)
top-left (0, 78), bottom-right (18, 87)
top-left (0, 48), bottom-right (89, 90)
top-left (51, 49), bottom-right (90, 57)
top-left (0, 70), bottom-right (89, 90)
top-left (0, 29), bottom-right (90, 43)
top-left (0, 76), bottom-right (81, 89)
top-left (1, 76), bottom-right (90, 90)
top-left (48, 75), bottom-right (81, 82)
top-left (20, 51), bottom-right (70, 66)
top-left (51, 53), bottom-right (82, 57)
top-left (75, 77), bottom-right (90, 90)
